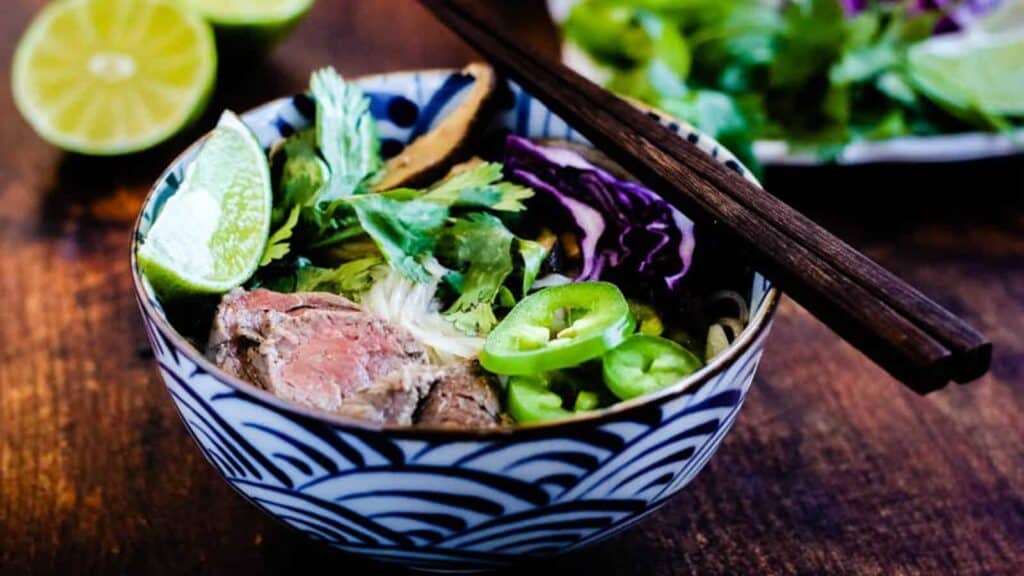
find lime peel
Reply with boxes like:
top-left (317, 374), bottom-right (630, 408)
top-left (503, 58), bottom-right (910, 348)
top-left (184, 0), bottom-right (315, 52)
top-left (185, 0), bottom-right (316, 25)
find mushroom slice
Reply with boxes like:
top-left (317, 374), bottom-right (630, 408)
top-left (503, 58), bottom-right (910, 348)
top-left (372, 63), bottom-right (499, 192)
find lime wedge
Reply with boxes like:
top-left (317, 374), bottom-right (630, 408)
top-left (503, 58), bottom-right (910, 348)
top-left (12, 0), bottom-right (216, 156)
top-left (184, 0), bottom-right (315, 49)
top-left (139, 111), bottom-right (272, 299)
top-left (908, 30), bottom-right (1024, 119)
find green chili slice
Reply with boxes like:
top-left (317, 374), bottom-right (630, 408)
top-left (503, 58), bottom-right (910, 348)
top-left (602, 335), bottom-right (703, 400)
top-left (480, 282), bottom-right (635, 375)
top-left (507, 376), bottom-right (573, 424)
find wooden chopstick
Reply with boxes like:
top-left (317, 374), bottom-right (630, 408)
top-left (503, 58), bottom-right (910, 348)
top-left (418, 0), bottom-right (992, 393)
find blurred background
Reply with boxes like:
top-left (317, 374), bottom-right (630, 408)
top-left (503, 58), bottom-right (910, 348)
top-left (0, 0), bottom-right (1021, 574)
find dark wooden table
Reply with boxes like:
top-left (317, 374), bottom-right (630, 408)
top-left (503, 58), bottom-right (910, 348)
top-left (1, 1), bottom-right (1022, 574)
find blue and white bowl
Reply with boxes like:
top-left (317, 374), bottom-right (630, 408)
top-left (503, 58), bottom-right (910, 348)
top-left (131, 68), bottom-right (780, 572)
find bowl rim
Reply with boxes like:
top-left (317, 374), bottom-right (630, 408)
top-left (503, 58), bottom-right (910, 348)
top-left (130, 67), bottom-right (781, 440)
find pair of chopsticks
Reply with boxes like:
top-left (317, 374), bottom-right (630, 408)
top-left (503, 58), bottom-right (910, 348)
top-left (418, 0), bottom-right (991, 394)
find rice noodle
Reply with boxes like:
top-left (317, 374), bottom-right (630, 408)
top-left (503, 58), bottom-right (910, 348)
top-left (703, 290), bottom-right (751, 361)
top-left (708, 290), bottom-right (749, 323)
top-left (715, 317), bottom-right (747, 341)
top-left (705, 324), bottom-right (731, 361)
top-left (361, 268), bottom-right (485, 362)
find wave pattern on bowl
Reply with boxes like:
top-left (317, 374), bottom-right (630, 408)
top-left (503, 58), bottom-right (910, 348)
top-left (145, 309), bottom-right (769, 570)
top-left (134, 69), bottom-right (776, 572)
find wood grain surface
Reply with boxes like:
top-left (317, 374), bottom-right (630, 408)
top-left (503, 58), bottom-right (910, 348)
top-left (0, 1), bottom-right (1021, 574)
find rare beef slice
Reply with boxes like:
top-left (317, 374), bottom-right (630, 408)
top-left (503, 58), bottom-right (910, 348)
top-left (207, 289), bottom-right (438, 426)
top-left (416, 363), bottom-right (503, 429)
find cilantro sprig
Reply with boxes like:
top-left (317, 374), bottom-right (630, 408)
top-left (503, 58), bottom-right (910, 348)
top-left (252, 68), bottom-right (547, 337)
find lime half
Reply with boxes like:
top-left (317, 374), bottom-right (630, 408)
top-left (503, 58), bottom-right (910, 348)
top-left (908, 30), bottom-right (1024, 119)
top-left (12, 0), bottom-right (216, 155)
top-left (184, 0), bottom-right (315, 49)
top-left (139, 111), bottom-right (272, 299)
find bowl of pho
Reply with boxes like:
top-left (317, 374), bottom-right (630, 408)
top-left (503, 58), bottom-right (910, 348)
top-left (131, 64), bottom-right (779, 571)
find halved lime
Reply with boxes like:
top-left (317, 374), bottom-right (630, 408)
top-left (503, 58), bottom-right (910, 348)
top-left (138, 111), bottom-right (272, 299)
top-left (908, 30), bottom-right (1024, 119)
top-left (12, 0), bottom-right (217, 156)
top-left (184, 0), bottom-right (315, 49)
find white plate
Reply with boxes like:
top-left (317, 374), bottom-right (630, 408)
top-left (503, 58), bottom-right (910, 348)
top-left (549, 0), bottom-right (1024, 166)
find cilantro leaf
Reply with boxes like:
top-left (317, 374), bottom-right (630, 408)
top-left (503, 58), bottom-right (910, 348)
top-left (293, 257), bottom-right (384, 300)
top-left (771, 0), bottom-right (846, 90)
top-left (269, 70), bottom-right (383, 255)
top-left (256, 256), bottom-right (384, 301)
top-left (310, 67), bottom-right (382, 203)
top-left (562, 0), bottom-right (983, 166)
top-left (261, 69), bottom-right (543, 300)
top-left (638, 12), bottom-right (690, 78)
top-left (437, 213), bottom-right (516, 335)
top-left (563, 0), bottom-right (654, 68)
top-left (344, 194), bottom-right (449, 282)
top-left (260, 205), bottom-right (301, 267)
top-left (421, 162), bottom-right (534, 211)
top-left (318, 163), bottom-right (536, 284)
top-left (278, 129), bottom-right (326, 205)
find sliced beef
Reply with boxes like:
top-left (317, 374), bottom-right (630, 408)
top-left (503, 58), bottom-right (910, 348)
top-left (416, 362), bottom-right (503, 429)
top-left (207, 289), bottom-right (437, 426)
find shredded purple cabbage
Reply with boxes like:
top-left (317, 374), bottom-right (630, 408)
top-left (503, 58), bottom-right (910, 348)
top-left (842, 0), bottom-right (1004, 33)
top-left (839, 0), bottom-right (869, 16)
top-left (504, 135), bottom-right (696, 293)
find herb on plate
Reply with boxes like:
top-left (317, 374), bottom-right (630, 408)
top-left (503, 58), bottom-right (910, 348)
top-left (562, 0), bottom-right (1021, 168)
